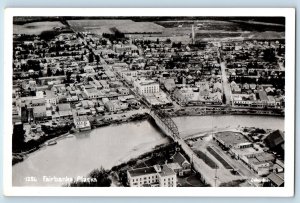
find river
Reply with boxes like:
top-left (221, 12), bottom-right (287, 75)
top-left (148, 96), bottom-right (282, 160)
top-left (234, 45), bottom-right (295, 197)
top-left (173, 115), bottom-right (284, 138)
top-left (12, 120), bottom-right (169, 186)
top-left (12, 115), bottom-right (284, 186)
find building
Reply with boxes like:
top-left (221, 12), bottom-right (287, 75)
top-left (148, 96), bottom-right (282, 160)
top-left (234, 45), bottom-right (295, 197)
top-left (157, 165), bottom-right (177, 187)
top-left (84, 88), bottom-right (103, 99)
top-left (83, 65), bottom-right (95, 73)
top-left (73, 116), bottom-right (91, 131)
top-left (32, 105), bottom-right (47, 121)
top-left (127, 166), bottom-right (159, 187)
top-left (163, 78), bottom-right (176, 91)
top-left (57, 103), bottom-right (73, 118)
top-left (267, 172), bottom-right (284, 187)
top-left (213, 132), bottom-right (275, 176)
top-left (127, 164), bottom-right (176, 187)
top-left (173, 88), bottom-right (195, 103)
top-left (134, 78), bottom-right (159, 95)
top-left (213, 132), bottom-right (253, 150)
top-left (264, 130), bottom-right (284, 149)
top-left (117, 87), bottom-right (130, 95)
top-left (45, 90), bottom-right (58, 105)
top-left (104, 100), bottom-right (128, 112)
top-left (169, 152), bottom-right (191, 176)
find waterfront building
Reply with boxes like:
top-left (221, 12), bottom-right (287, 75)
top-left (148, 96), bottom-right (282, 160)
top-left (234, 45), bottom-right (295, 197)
top-left (127, 164), bottom-right (176, 187)
top-left (73, 116), bottom-right (91, 131)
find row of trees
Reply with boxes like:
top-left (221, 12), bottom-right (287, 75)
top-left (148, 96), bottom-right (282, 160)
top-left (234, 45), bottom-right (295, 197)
top-left (67, 168), bottom-right (112, 187)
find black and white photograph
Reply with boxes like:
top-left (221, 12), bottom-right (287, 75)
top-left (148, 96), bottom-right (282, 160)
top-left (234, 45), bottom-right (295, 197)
top-left (3, 8), bottom-right (295, 196)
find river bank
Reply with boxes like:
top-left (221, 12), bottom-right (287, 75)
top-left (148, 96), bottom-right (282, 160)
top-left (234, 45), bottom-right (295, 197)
top-left (12, 132), bottom-right (72, 165)
top-left (169, 106), bottom-right (284, 117)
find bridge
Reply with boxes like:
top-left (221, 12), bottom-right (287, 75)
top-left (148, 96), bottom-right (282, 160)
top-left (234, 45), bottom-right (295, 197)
top-left (149, 109), bottom-right (179, 140)
top-left (149, 109), bottom-right (246, 187)
top-left (149, 109), bottom-right (217, 186)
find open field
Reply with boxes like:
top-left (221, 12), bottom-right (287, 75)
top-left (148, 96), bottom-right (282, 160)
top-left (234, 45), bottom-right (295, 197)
top-left (68, 19), bottom-right (135, 34)
top-left (13, 21), bottom-right (66, 35)
top-left (242, 31), bottom-right (285, 40)
top-left (68, 20), bottom-right (164, 35)
top-left (114, 22), bottom-right (164, 34)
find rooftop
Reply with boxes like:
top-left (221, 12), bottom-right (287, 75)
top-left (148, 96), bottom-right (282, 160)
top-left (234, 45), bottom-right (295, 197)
top-left (267, 172), bottom-right (284, 186)
top-left (158, 164), bottom-right (176, 177)
top-left (214, 131), bottom-right (250, 146)
top-left (128, 166), bottom-right (157, 177)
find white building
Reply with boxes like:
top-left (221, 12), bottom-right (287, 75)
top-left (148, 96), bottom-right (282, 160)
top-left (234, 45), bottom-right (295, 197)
top-left (127, 164), bottom-right (176, 187)
top-left (134, 78), bottom-right (159, 95)
top-left (73, 116), bottom-right (91, 131)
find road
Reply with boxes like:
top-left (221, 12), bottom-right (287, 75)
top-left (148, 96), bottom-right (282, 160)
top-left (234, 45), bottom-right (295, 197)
top-left (219, 61), bottom-right (232, 105)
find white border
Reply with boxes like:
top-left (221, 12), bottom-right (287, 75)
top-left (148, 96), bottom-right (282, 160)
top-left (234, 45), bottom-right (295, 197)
top-left (3, 8), bottom-right (295, 197)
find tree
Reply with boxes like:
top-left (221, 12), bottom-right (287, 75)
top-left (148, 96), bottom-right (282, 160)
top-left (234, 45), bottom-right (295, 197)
top-left (12, 123), bottom-right (25, 153)
top-left (88, 53), bottom-right (94, 63)
top-left (68, 167), bottom-right (112, 187)
top-left (66, 71), bottom-right (72, 83)
top-left (47, 67), bottom-right (52, 76)
top-left (76, 74), bottom-right (81, 83)
top-left (95, 55), bottom-right (100, 65)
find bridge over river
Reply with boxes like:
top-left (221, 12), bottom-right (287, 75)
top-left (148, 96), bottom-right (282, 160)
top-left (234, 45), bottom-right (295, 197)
top-left (150, 109), bottom-right (246, 187)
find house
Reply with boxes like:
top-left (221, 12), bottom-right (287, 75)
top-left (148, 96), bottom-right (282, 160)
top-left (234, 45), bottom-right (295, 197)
top-left (264, 130), bottom-right (284, 149)
top-left (73, 116), bottom-right (91, 131)
top-left (170, 152), bottom-right (191, 176)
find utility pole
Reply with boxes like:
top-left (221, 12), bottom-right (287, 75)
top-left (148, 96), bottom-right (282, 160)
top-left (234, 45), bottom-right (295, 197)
top-left (214, 165), bottom-right (218, 187)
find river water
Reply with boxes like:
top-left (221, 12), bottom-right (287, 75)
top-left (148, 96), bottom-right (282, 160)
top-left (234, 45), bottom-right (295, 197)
top-left (173, 115), bottom-right (284, 138)
top-left (12, 115), bottom-right (284, 186)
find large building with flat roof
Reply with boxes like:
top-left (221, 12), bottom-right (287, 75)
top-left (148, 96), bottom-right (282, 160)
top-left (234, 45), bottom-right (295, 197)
top-left (213, 131), bottom-right (253, 149)
top-left (127, 164), bottom-right (176, 187)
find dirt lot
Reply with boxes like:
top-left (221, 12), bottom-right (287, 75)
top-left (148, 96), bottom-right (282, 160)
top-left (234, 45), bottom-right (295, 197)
top-left (13, 21), bottom-right (66, 35)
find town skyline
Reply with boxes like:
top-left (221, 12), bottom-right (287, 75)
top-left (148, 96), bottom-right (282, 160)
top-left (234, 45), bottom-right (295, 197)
top-left (11, 15), bottom-right (285, 188)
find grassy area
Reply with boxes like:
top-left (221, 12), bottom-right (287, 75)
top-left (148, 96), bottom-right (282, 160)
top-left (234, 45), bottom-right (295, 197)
top-left (194, 150), bottom-right (218, 169)
top-left (207, 146), bottom-right (233, 169)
